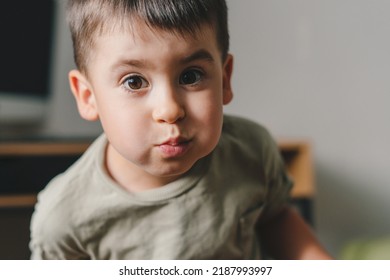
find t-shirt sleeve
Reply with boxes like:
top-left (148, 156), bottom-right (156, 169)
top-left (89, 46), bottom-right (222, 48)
top-left (29, 183), bottom-right (89, 260)
top-left (30, 210), bottom-right (89, 259)
top-left (257, 129), bottom-right (293, 221)
top-left (222, 115), bottom-right (293, 221)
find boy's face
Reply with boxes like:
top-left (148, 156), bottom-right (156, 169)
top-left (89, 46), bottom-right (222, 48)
top-left (69, 21), bottom-right (233, 189)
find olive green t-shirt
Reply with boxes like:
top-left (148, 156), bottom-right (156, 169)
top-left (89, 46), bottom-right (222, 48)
top-left (30, 115), bottom-right (292, 259)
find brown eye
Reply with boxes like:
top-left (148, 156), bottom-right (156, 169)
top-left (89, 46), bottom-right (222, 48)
top-left (179, 69), bottom-right (203, 85)
top-left (123, 75), bottom-right (149, 91)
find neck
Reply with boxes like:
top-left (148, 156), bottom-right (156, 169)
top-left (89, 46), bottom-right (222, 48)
top-left (104, 143), bottom-right (180, 193)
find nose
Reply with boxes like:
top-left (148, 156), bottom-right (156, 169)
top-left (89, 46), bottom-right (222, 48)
top-left (152, 86), bottom-right (185, 124)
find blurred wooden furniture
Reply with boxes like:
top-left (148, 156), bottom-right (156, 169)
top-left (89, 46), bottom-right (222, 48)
top-left (278, 140), bottom-right (314, 198)
top-left (0, 140), bottom-right (91, 208)
top-left (278, 140), bottom-right (315, 224)
top-left (0, 139), bottom-right (91, 259)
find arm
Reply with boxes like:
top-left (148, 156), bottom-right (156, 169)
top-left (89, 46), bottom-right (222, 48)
top-left (258, 206), bottom-right (333, 260)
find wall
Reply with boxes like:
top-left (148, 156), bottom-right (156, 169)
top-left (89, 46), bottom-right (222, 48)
top-left (225, 0), bottom-right (390, 257)
top-left (44, 0), bottom-right (390, 257)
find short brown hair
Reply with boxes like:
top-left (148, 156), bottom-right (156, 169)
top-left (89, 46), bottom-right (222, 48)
top-left (66, 0), bottom-right (229, 73)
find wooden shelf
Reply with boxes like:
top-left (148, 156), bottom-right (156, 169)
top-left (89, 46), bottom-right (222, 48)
top-left (0, 142), bottom-right (90, 156)
top-left (278, 140), bottom-right (315, 199)
top-left (0, 194), bottom-right (37, 208)
top-left (0, 140), bottom-right (91, 208)
top-left (0, 139), bottom-right (315, 208)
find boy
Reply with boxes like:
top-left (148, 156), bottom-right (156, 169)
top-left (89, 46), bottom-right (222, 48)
top-left (30, 0), bottom-right (331, 259)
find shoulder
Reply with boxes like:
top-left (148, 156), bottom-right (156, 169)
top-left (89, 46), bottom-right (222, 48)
top-left (219, 116), bottom-right (293, 219)
top-left (30, 173), bottom-right (86, 258)
top-left (219, 115), bottom-right (289, 183)
top-left (221, 114), bottom-right (279, 158)
top-left (222, 115), bottom-right (275, 144)
top-left (222, 114), bottom-right (270, 135)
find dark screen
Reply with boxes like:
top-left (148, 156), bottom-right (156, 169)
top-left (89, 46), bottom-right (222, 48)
top-left (0, 1), bottom-right (55, 97)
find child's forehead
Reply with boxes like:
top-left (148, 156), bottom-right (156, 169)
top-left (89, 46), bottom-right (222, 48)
top-left (92, 18), bottom-right (219, 57)
top-left (101, 17), bottom-right (216, 43)
top-left (85, 18), bottom-right (222, 74)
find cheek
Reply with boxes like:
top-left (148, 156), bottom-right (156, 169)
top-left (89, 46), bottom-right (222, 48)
top-left (191, 90), bottom-right (224, 122)
top-left (96, 98), bottom-right (147, 142)
top-left (189, 93), bottom-right (224, 141)
top-left (200, 89), bottom-right (225, 142)
top-left (105, 117), bottom-right (151, 164)
top-left (105, 112), bottom-right (145, 139)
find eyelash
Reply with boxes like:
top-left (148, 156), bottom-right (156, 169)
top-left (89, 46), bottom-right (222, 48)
top-left (121, 74), bottom-right (149, 94)
top-left (120, 68), bottom-right (206, 94)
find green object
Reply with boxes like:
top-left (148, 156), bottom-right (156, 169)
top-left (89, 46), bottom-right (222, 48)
top-left (341, 236), bottom-right (390, 260)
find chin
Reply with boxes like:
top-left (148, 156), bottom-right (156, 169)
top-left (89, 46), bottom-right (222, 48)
top-left (158, 166), bottom-right (192, 178)
top-left (151, 161), bottom-right (195, 179)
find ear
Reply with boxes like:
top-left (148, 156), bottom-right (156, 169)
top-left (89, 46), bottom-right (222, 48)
top-left (68, 69), bottom-right (99, 121)
top-left (222, 54), bottom-right (234, 105)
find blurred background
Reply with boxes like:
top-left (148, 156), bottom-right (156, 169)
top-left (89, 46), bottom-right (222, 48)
top-left (1, 0), bottom-right (390, 259)
top-left (225, 0), bottom-right (390, 258)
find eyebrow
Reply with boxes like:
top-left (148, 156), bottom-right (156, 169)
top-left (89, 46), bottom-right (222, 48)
top-left (111, 58), bottom-right (150, 71)
top-left (110, 49), bottom-right (215, 73)
top-left (180, 49), bottom-right (215, 64)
